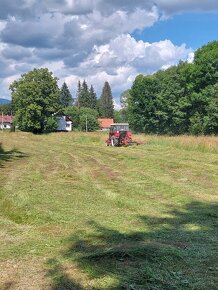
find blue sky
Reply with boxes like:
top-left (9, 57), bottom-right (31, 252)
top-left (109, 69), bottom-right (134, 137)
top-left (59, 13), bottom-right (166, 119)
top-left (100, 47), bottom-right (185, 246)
top-left (0, 1), bottom-right (217, 106)
top-left (133, 12), bottom-right (218, 49)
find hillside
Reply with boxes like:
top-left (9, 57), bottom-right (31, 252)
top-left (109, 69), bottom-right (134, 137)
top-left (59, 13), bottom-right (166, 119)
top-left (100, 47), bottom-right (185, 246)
top-left (0, 132), bottom-right (217, 289)
top-left (0, 98), bottom-right (11, 104)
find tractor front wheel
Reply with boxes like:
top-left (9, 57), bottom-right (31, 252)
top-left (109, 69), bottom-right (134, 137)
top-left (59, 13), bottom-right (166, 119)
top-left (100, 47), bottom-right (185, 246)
top-left (111, 137), bottom-right (119, 147)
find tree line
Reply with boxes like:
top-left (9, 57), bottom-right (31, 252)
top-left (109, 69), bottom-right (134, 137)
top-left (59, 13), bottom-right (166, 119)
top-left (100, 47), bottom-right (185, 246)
top-left (7, 41), bottom-right (217, 135)
top-left (64, 80), bottom-right (114, 132)
top-left (9, 69), bottom-right (114, 133)
top-left (127, 41), bottom-right (218, 135)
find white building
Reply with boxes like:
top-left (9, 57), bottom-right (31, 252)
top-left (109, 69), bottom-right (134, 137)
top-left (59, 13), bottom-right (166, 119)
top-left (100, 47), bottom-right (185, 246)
top-left (56, 115), bottom-right (72, 132)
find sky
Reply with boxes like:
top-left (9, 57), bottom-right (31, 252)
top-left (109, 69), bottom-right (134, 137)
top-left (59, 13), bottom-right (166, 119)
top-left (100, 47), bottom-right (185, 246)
top-left (0, 0), bottom-right (218, 108)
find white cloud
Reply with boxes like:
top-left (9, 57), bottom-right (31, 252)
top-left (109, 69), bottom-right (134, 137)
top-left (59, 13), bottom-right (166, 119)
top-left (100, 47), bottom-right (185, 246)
top-left (114, 99), bottom-right (122, 111)
top-left (77, 35), bottom-right (192, 75)
top-left (187, 52), bottom-right (194, 63)
top-left (58, 35), bottom-right (192, 100)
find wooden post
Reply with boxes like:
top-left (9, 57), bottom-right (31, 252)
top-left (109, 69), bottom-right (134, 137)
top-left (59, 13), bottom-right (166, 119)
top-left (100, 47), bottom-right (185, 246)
top-left (86, 115), bottom-right (88, 132)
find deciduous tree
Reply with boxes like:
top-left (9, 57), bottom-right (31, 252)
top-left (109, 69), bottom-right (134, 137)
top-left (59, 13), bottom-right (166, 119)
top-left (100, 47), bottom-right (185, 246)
top-left (10, 68), bottom-right (61, 133)
top-left (79, 107), bottom-right (99, 131)
top-left (128, 41), bottom-right (218, 135)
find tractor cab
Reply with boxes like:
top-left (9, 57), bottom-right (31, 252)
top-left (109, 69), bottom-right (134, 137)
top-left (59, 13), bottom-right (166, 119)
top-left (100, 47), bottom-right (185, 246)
top-left (110, 123), bottom-right (129, 133)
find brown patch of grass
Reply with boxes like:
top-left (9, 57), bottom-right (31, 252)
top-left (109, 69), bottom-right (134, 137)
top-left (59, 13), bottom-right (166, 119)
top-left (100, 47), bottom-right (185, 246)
top-left (147, 134), bottom-right (218, 152)
top-left (0, 258), bottom-right (51, 290)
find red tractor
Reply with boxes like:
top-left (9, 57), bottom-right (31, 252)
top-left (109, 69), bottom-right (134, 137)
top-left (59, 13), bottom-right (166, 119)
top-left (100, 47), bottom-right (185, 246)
top-left (106, 123), bottom-right (138, 146)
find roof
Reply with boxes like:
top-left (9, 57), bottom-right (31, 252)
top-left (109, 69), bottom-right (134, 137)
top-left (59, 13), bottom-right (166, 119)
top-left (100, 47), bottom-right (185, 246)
top-left (0, 115), bottom-right (13, 123)
top-left (98, 118), bottom-right (114, 128)
top-left (56, 115), bottom-right (72, 122)
top-left (65, 115), bottom-right (72, 122)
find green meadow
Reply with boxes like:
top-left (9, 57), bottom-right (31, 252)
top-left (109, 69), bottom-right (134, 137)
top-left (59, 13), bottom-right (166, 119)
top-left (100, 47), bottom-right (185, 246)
top-left (0, 132), bottom-right (217, 289)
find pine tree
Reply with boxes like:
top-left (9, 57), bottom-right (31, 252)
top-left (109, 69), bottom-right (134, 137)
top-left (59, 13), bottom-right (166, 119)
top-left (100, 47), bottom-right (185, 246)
top-left (60, 82), bottom-right (73, 107)
top-left (75, 80), bottom-right (81, 107)
top-left (89, 85), bottom-right (97, 109)
top-left (99, 81), bottom-right (114, 118)
top-left (79, 80), bottom-right (90, 108)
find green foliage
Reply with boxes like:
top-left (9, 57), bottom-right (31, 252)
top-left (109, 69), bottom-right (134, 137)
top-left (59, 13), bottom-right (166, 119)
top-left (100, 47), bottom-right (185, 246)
top-left (128, 41), bottom-right (218, 135)
top-left (60, 82), bottom-right (73, 107)
top-left (10, 68), bottom-right (61, 134)
top-left (44, 116), bottom-right (58, 133)
top-left (128, 74), bottom-right (160, 133)
top-left (193, 41), bottom-right (218, 90)
top-left (189, 84), bottom-right (218, 135)
top-left (114, 109), bottom-right (128, 123)
top-left (89, 85), bottom-right (97, 110)
top-left (75, 80), bottom-right (81, 107)
top-left (98, 81), bottom-right (114, 118)
top-left (64, 106), bottom-right (80, 129)
top-left (79, 107), bottom-right (99, 131)
top-left (76, 81), bottom-right (97, 110)
top-left (64, 106), bottom-right (99, 131)
top-left (120, 89), bottom-right (131, 109)
top-left (114, 89), bottom-right (131, 123)
top-left (78, 80), bottom-right (90, 108)
top-left (0, 103), bottom-right (12, 115)
top-left (189, 112), bottom-right (204, 135)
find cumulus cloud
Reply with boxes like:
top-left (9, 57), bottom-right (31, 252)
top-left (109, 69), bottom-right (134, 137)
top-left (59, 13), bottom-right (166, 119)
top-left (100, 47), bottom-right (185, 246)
top-left (87, 35), bottom-right (191, 73)
top-left (63, 35), bottom-right (191, 97)
top-left (1, 13), bottom-right (67, 48)
top-left (2, 45), bottom-right (33, 60)
top-left (157, 0), bottom-right (218, 14)
top-left (0, 0), bottom-right (215, 101)
top-left (1, 0), bottom-right (218, 20)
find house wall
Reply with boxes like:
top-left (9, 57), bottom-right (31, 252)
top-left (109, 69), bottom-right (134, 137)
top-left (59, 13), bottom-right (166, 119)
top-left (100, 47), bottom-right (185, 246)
top-left (65, 121), bottom-right (72, 131)
top-left (57, 116), bottom-right (72, 131)
top-left (0, 122), bottom-right (11, 129)
top-left (57, 116), bottom-right (66, 131)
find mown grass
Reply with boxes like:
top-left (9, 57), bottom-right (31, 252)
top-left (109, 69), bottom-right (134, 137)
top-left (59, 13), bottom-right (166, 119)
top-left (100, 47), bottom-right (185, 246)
top-left (0, 132), bottom-right (217, 289)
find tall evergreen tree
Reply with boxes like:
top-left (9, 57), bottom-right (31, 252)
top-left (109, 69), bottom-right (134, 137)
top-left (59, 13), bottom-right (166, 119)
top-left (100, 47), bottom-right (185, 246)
top-left (79, 80), bottom-right (90, 108)
top-left (89, 85), bottom-right (97, 109)
top-left (98, 81), bottom-right (114, 118)
top-left (60, 82), bottom-right (73, 107)
top-left (75, 80), bottom-right (81, 107)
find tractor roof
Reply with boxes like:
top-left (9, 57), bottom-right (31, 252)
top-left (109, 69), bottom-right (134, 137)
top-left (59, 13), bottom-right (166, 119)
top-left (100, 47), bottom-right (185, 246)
top-left (111, 123), bottom-right (129, 126)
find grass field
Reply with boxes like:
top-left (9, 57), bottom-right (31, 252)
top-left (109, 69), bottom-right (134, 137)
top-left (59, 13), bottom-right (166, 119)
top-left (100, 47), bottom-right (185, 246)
top-left (0, 132), bottom-right (217, 290)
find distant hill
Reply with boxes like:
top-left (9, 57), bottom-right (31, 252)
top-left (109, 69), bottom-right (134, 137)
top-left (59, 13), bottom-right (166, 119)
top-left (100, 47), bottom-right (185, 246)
top-left (0, 98), bottom-right (11, 104)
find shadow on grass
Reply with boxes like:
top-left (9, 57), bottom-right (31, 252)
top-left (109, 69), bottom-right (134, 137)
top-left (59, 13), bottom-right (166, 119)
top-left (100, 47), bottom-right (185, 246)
top-left (47, 259), bottom-right (86, 290)
top-left (0, 143), bottom-right (28, 168)
top-left (48, 201), bottom-right (218, 289)
top-left (1, 281), bottom-right (16, 290)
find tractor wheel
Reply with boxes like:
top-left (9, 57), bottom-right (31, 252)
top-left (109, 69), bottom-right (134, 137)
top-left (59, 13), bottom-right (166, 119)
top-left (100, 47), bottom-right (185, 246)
top-left (111, 137), bottom-right (118, 147)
